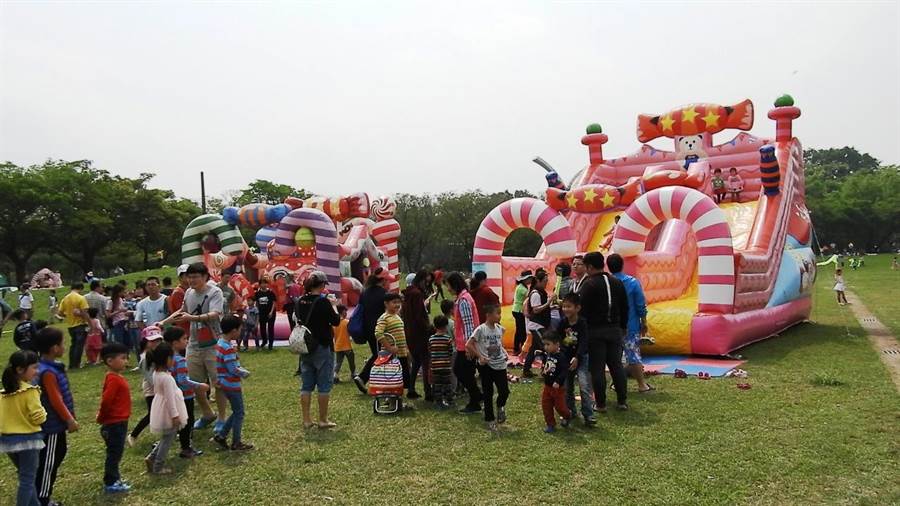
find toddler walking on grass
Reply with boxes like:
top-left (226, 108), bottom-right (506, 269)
top-left (212, 316), bottom-right (253, 451)
top-left (164, 327), bottom-right (208, 459)
top-left (540, 331), bottom-right (571, 433)
top-left (833, 268), bottom-right (849, 305)
top-left (144, 342), bottom-right (187, 474)
top-left (428, 315), bottom-right (454, 409)
top-left (333, 305), bottom-right (356, 383)
top-left (466, 305), bottom-right (509, 432)
top-left (97, 343), bottom-right (132, 493)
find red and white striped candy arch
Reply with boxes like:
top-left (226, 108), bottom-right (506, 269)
top-left (473, 198), bottom-right (577, 298)
top-left (611, 186), bottom-right (735, 313)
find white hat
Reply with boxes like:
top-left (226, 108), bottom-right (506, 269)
top-left (176, 264), bottom-right (190, 276)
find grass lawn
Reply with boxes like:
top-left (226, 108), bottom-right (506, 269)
top-left (825, 253), bottom-right (900, 336)
top-left (1, 267), bottom-right (899, 505)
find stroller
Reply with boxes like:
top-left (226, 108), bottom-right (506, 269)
top-left (368, 334), bottom-right (405, 415)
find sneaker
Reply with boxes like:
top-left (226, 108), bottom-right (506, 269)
top-left (104, 480), bottom-right (132, 493)
top-left (179, 448), bottom-right (203, 459)
top-left (560, 416), bottom-right (571, 428)
top-left (407, 391), bottom-right (421, 400)
top-left (458, 404), bottom-right (481, 415)
top-left (210, 435), bottom-right (229, 451)
top-left (584, 415), bottom-right (598, 426)
top-left (213, 421), bottom-right (225, 434)
top-left (193, 416), bottom-right (215, 430)
top-left (544, 425), bottom-right (556, 433)
top-left (596, 404), bottom-right (608, 413)
top-left (436, 400), bottom-right (450, 410)
top-left (486, 421), bottom-right (498, 433)
top-left (143, 455), bottom-right (154, 474)
top-left (230, 441), bottom-right (254, 451)
top-left (353, 375), bottom-right (367, 394)
top-left (497, 407), bottom-right (507, 424)
top-left (616, 403), bottom-right (629, 411)
top-left (126, 434), bottom-right (136, 448)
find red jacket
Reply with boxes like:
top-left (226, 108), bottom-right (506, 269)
top-left (470, 284), bottom-right (500, 323)
top-left (96, 372), bottom-right (131, 425)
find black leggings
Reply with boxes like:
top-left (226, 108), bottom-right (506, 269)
top-left (523, 329), bottom-right (545, 372)
top-left (478, 365), bottom-right (509, 422)
top-left (453, 351), bottom-right (482, 409)
top-left (258, 315), bottom-right (276, 349)
top-left (130, 396), bottom-right (153, 439)
top-left (512, 312), bottom-right (526, 354)
top-left (408, 343), bottom-right (431, 396)
top-left (178, 398), bottom-right (195, 450)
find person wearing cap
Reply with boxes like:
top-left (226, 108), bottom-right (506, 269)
top-left (168, 265), bottom-right (191, 335)
top-left (512, 271), bottom-right (533, 356)
top-left (169, 262), bottom-right (226, 431)
top-left (126, 326), bottom-right (163, 447)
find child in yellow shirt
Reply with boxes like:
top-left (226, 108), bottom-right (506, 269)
top-left (1, 350), bottom-right (48, 505)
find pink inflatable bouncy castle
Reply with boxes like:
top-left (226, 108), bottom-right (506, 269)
top-left (181, 193), bottom-right (401, 338)
top-left (473, 95), bottom-right (815, 355)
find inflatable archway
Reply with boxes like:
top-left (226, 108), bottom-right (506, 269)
top-left (271, 208), bottom-right (342, 297)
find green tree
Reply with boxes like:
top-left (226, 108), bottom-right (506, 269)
top-left (0, 163), bottom-right (51, 282)
top-left (234, 179), bottom-right (311, 206)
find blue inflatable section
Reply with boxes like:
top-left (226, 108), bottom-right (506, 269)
top-left (767, 235), bottom-right (817, 308)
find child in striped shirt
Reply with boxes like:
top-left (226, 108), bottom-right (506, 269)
top-left (374, 293), bottom-right (410, 390)
top-left (212, 316), bottom-right (253, 451)
top-left (163, 327), bottom-right (209, 459)
top-left (428, 315), bottom-right (454, 409)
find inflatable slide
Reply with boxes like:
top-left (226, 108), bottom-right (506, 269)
top-left (473, 96), bottom-right (815, 355)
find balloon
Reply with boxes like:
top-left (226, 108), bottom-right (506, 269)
top-left (294, 227), bottom-right (316, 248)
top-left (370, 195), bottom-right (396, 221)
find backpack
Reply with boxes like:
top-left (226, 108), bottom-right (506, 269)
top-left (348, 304), bottom-right (367, 345)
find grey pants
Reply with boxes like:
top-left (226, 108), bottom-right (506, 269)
top-left (147, 430), bottom-right (177, 471)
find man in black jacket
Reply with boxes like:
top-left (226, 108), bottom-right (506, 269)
top-left (578, 252), bottom-right (630, 411)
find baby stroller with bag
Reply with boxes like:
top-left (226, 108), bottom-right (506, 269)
top-left (368, 334), bottom-right (405, 415)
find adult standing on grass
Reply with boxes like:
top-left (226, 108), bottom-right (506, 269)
top-left (84, 280), bottom-right (109, 337)
top-left (167, 265), bottom-right (191, 335)
top-left (578, 252), bottom-right (630, 412)
top-left (445, 272), bottom-right (483, 414)
top-left (606, 254), bottom-right (653, 393)
top-left (253, 278), bottom-right (277, 350)
top-left (402, 270), bottom-right (432, 400)
top-left (170, 263), bottom-right (226, 432)
top-left (107, 285), bottom-right (131, 352)
top-left (58, 283), bottom-right (89, 369)
top-left (296, 275), bottom-right (341, 429)
top-left (353, 268), bottom-right (390, 392)
top-left (135, 276), bottom-right (168, 328)
top-left (469, 271), bottom-right (501, 325)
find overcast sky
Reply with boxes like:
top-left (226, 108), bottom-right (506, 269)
top-left (1, 1), bottom-right (898, 202)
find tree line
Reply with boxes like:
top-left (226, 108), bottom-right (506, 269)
top-left (1, 147), bottom-right (897, 284)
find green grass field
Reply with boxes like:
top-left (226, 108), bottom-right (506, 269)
top-left (824, 253), bottom-right (900, 336)
top-left (1, 261), bottom-right (898, 505)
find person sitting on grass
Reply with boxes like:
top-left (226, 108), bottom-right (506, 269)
top-left (466, 304), bottom-right (509, 433)
top-left (540, 331), bottom-right (571, 433)
top-left (96, 343), bottom-right (132, 494)
top-left (144, 342), bottom-right (187, 475)
top-left (212, 316), bottom-right (253, 451)
top-left (0, 350), bottom-right (46, 506)
top-left (163, 327), bottom-right (208, 459)
top-left (34, 327), bottom-right (78, 506)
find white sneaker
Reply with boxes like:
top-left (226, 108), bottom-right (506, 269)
top-left (126, 435), bottom-right (136, 448)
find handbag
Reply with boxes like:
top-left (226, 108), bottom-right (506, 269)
top-left (348, 304), bottom-right (367, 345)
top-left (288, 296), bottom-right (321, 355)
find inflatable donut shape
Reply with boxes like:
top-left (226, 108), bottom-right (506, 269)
top-left (269, 208), bottom-right (342, 297)
top-left (182, 214), bottom-right (245, 265)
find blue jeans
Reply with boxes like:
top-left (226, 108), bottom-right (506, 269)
top-left (111, 321), bottom-right (129, 350)
top-left (220, 390), bottom-right (245, 444)
top-left (100, 422), bottom-right (127, 486)
top-left (300, 345), bottom-right (335, 394)
top-left (565, 353), bottom-right (594, 419)
top-left (8, 449), bottom-right (41, 506)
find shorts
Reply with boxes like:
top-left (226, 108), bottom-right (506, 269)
top-left (300, 345), bottom-right (335, 394)
top-left (187, 347), bottom-right (219, 387)
top-left (623, 331), bottom-right (642, 366)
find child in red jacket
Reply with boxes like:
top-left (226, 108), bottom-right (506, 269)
top-left (96, 342), bottom-right (132, 494)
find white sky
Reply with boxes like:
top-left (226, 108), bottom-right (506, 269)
top-left (1, 1), bottom-right (898, 202)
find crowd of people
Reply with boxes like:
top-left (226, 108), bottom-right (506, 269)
top-left (0, 252), bottom-right (654, 504)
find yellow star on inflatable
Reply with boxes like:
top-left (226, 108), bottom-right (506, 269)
top-left (682, 106), bottom-right (698, 123)
top-left (600, 191), bottom-right (616, 208)
top-left (659, 114), bottom-right (675, 132)
top-left (583, 188), bottom-right (598, 203)
top-left (566, 192), bottom-right (579, 208)
top-left (702, 110), bottom-right (720, 127)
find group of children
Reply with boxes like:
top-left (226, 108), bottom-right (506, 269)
top-left (711, 167), bottom-right (744, 203)
top-left (0, 314), bottom-right (254, 502)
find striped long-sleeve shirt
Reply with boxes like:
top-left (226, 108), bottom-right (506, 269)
top-left (214, 339), bottom-right (246, 392)
top-left (170, 353), bottom-right (204, 400)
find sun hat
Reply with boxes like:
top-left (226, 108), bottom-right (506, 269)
top-left (141, 325), bottom-right (164, 341)
top-left (516, 270), bottom-right (534, 282)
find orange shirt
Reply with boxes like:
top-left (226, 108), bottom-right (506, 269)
top-left (333, 319), bottom-right (351, 352)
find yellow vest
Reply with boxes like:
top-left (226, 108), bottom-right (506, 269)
top-left (0, 382), bottom-right (47, 435)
